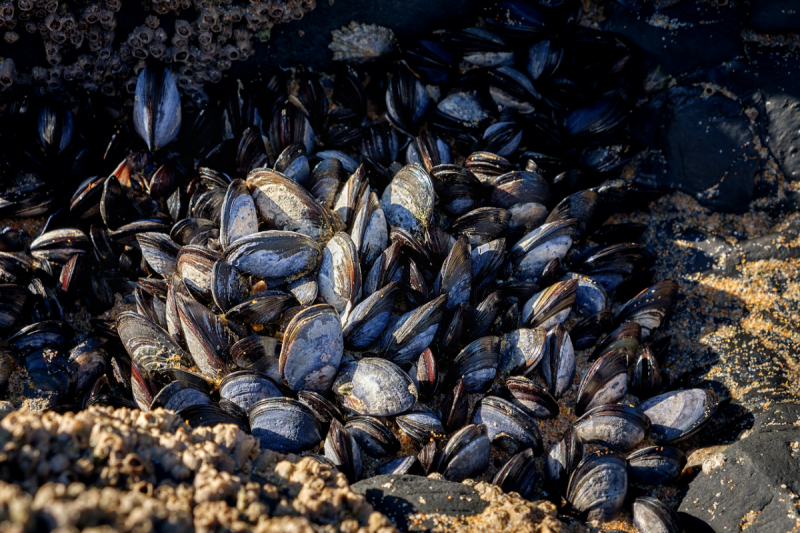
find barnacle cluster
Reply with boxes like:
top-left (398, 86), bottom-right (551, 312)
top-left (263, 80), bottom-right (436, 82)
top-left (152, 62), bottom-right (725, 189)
top-left (0, 0), bottom-right (316, 104)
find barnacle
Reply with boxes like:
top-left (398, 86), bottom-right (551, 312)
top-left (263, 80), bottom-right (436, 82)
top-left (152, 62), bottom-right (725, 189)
top-left (0, 0), bottom-right (317, 97)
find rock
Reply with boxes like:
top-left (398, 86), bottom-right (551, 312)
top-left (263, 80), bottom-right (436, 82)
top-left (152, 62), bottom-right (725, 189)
top-left (602, 2), bottom-right (744, 76)
top-left (351, 475), bottom-right (488, 530)
top-left (679, 403), bottom-right (800, 533)
top-left (657, 84), bottom-right (760, 212)
top-left (351, 475), bottom-right (582, 532)
top-left (229, 0), bottom-right (481, 72)
top-left (749, 0), bottom-right (800, 32)
top-left (763, 94), bottom-right (800, 181)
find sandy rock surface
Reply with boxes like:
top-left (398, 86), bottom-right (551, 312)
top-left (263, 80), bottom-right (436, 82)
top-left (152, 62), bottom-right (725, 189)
top-left (0, 406), bottom-right (578, 532)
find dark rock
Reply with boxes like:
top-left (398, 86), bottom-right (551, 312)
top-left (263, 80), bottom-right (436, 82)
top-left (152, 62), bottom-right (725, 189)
top-left (230, 0), bottom-right (481, 72)
top-left (657, 84), bottom-right (760, 212)
top-left (603, 2), bottom-right (744, 76)
top-left (679, 403), bottom-right (800, 533)
top-left (764, 94), bottom-right (800, 181)
top-left (749, 0), bottom-right (800, 32)
top-left (672, 49), bottom-right (800, 182)
top-left (351, 474), bottom-right (488, 530)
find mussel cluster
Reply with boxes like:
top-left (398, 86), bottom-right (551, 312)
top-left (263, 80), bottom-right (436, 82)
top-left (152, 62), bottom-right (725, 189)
top-left (0, 0), bottom-right (713, 529)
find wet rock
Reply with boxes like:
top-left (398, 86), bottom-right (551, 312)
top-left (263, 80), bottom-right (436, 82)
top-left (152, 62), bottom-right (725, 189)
top-left (352, 475), bottom-right (487, 530)
top-left (657, 84), bottom-right (760, 212)
top-left (679, 403), bottom-right (800, 533)
top-left (749, 0), bottom-right (800, 32)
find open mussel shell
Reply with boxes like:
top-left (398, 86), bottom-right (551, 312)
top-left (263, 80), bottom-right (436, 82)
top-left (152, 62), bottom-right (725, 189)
top-left (638, 388), bottom-right (719, 444)
top-left (249, 397), bottom-right (321, 453)
top-left (279, 304), bottom-right (343, 394)
top-left (545, 427), bottom-right (584, 495)
top-left (225, 290), bottom-right (293, 326)
top-left (472, 396), bottom-right (543, 454)
top-left (220, 179), bottom-right (258, 250)
top-left (117, 311), bottom-right (187, 374)
top-left (615, 280), bottom-right (679, 339)
top-left (521, 279), bottom-right (577, 329)
top-left (541, 324), bottom-right (575, 398)
top-left (346, 416), bottom-right (399, 458)
top-left (443, 335), bottom-right (500, 393)
top-left (247, 170), bottom-right (339, 242)
top-left (396, 409), bottom-right (446, 444)
top-left (219, 371), bottom-right (282, 412)
top-left (223, 230), bottom-right (321, 283)
top-left (633, 497), bottom-right (684, 533)
top-left (498, 327), bottom-right (545, 377)
top-left (503, 376), bottom-right (558, 419)
top-left (379, 163), bottom-right (435, 237)
top-left (566, 451), bottom-right (628, 523)
top-left (439, 424), bottom-right (490, 482)
top-left (378, 294), bottom-right (447, 366)
top-left (318, 232), bottom-right (361, 321)
top-left (492, 447), bottom-right (537, 500)
top-left (574, 404), bottom-right (651, 452)
top-left (151, 379), bottom-right (213, 411)
top-left (575, 347), bottom-right (628, 416)
top-left (627, 446), bottom-right (687, 486)
top-left (324, 419), bottom-right (363, 483)
top-left (133, 64), bottom-right (182, 152)
top-left (333, 357), bottom-right (417, 416)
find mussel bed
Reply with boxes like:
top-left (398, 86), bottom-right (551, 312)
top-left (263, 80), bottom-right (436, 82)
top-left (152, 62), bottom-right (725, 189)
top-left (0, 1), bottom-right (720, 530)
